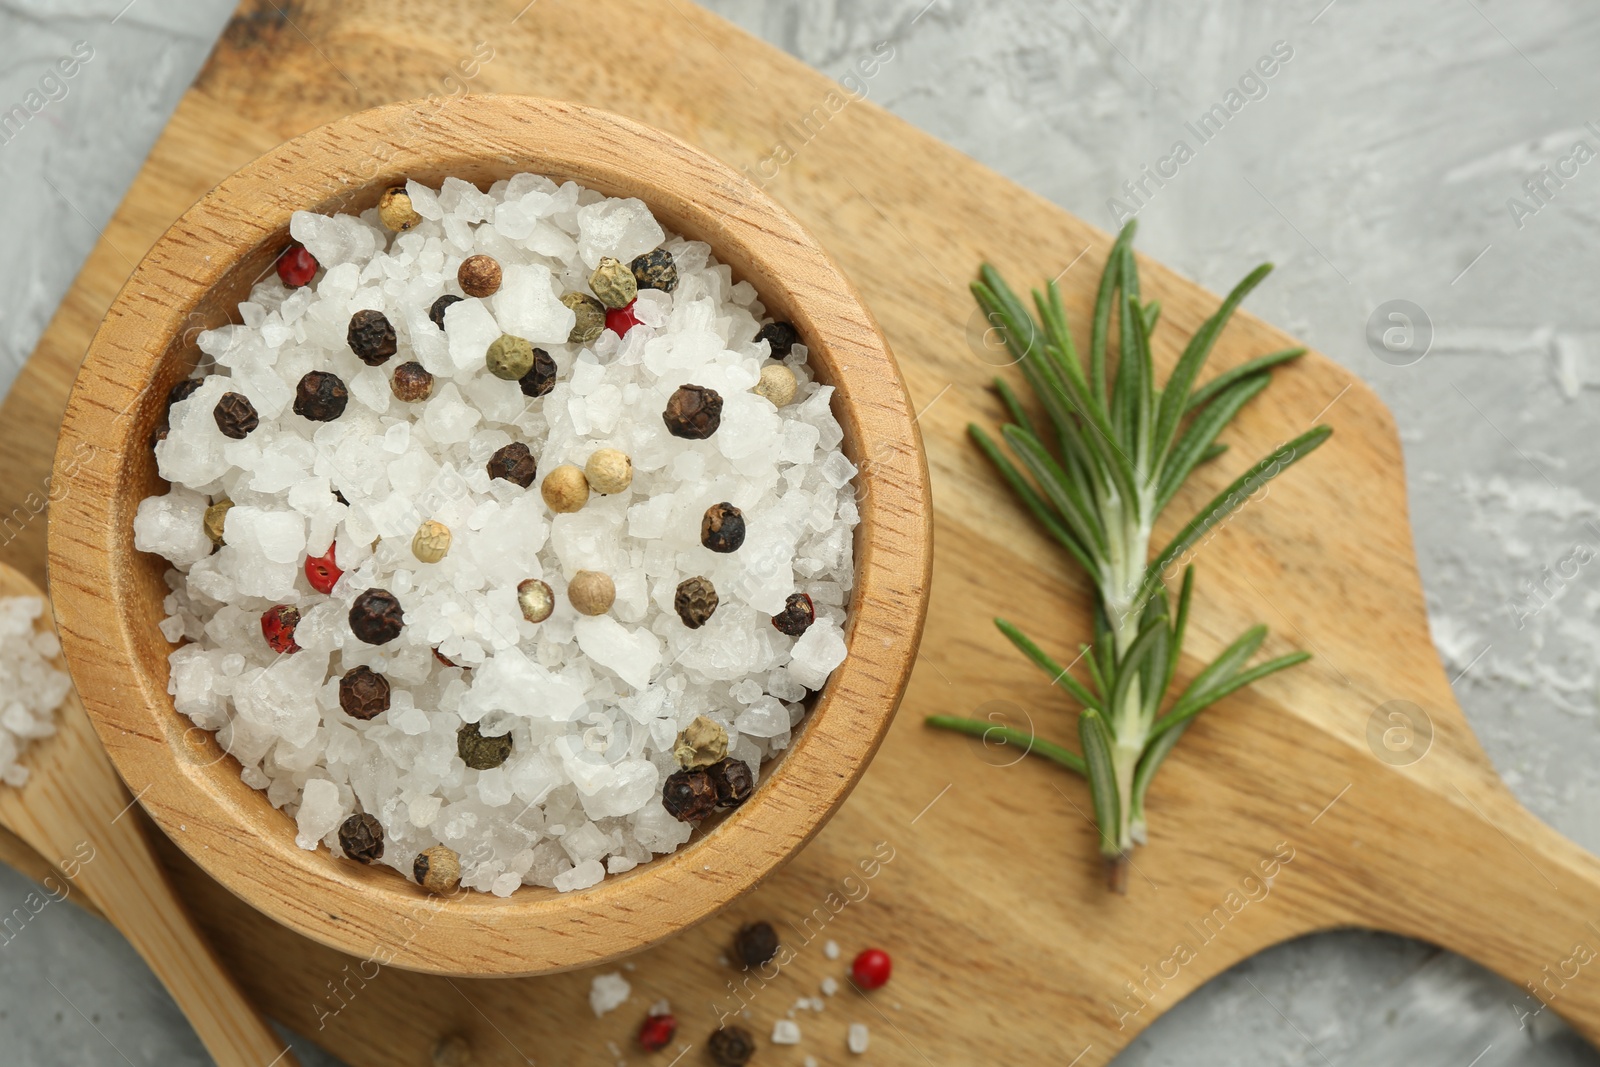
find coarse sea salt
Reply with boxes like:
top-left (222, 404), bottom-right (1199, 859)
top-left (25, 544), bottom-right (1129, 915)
top-left (0, 597), bottom-right (72, 788)
top-left (135, 175), bottom-right (858, 895)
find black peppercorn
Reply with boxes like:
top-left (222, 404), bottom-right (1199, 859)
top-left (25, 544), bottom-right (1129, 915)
top-left (349, 588), bottom-right (405, 645)
top-left (630, 248), bottom-right (679, 293)
top-left (662, 769), bottom-right (718, 823)
top-left (332, 488), bottom-right (348, 506)
top-left (707, 757), bottom-right (755, 809)
top-left (662, 384), bottom-right (722, 439)
top-left (673, 576), bottom-right (719, 628)
top-left (701, 503), bottom-right (745, 553)
top-left (429, 294), bottom-right (464, 330)
top-left (756, 321), bottom-right (800, 359)
top-left (338, 812), bottom-right (384, 864)
top-left (457, 721), bottom-right (513, 770)
top-left (167, 377), bottom-right (203, 409)
top-left (733, 921), bottom-right (779, 968)
top-left (347, 309), bottom-right (398, 365)
top-left (213, 392), bottom-right (258, 439)
top-left (518, 347), bottom-right (557, 398)
top-left (293, 370), bottom-right (349, 421)
top-left (487, 442), bottom-right (537, 488)
top-left (391, 361), bottom-right (434, 402)
top-left (771, 593), bottom-right (815, 637)
top-left (338, 666), bottom-right (391, 721)
top-left (706, 1026), bottom-right (756, 1067)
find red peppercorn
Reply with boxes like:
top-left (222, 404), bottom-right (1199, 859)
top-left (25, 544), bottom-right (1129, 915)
top-left (277, 244), bottom-right (318, 288)
top-left (305, 545), bottom-right (342, 594)
top-left (637, 1012), bottom-right (677, 1052)
top-left (260, 605), bottom-right (302, 654)
top-left (606, 300), bottom-right (642, 337)
top-left (851, 947), bottom-right (892, 990)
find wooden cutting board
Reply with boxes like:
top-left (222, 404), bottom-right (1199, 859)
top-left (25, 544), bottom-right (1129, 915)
top-left (7, 1), bottom-right (1600, 1064)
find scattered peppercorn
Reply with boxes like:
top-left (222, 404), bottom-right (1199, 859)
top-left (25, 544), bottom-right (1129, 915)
top-left (277, 244), bottom-right (317, 288)
top-left (584, 448), bottom-right (633, 495)
top-left (391, 361), bottom-right (434, 402)
top-left (662, 384), bottom-right (723, 439)
top-left (338, 812), bottom-right (384, 864)
top-left (485, 333), bottom-right (536, 380)
top-left (457, 721), bottom-right (513, 770)
top-left (305, 544), bottom-right (341, 594)
top-left (429, 294), bottom-right (463, 330)
top-left (734, 921), bottom-right (779, 968)
top-left (432, 1035), bottom-right (473, 1067)
top-left (605, 301), bottom-right (642, 338)
top-left (293, 370), bottom-right (349, 421)
top-left (347, 310), bottom-right (398, 365)
top-left (754, 363), bottom-right (797, 408)
top-left (378, 186), bottom-right (421, 231)
top-left (338, 665), bottom-right (391, 721)
top-left (332, 488), bottom-right (348, 506)
top-left (561, 291), bottom-right (605, 344)
top-left (458, 254), bottom-right (502, 298)
top-left (260, 605), bottom-right (301, 654)
top-left (213, 392), bottom-right (258, 439)
top-left (487, 442), bottom-right (538, 488)
top-left (756, 321), bottom-right (799, 358)
top-left (567, 570), bottom-right (615, 616)
top-left (631, 248), bottom-right (678, 293)
top-left (706, 1025), bottom-right (756, 1067)
top-left (701, 502), bottom-right (745, 553)
top-left (516, 578), bottom-right (554, 623)
top-left (412, 519), bottom-right (451, 564)
top-left (589, 256), bottom-right (638, 309)
top-left (851, 947), bottom-right (893, 990)
top-left (707, 757), bottom-right (755, 809)
top-left (674, 715), bottom-right (729, 769)
top-left (518, 348), bottom-right (557, 398)
top-left (167, 377), bottom-right (203, 410)
top-left (349, 588), bottom-right (405, 645)
top-left (673, 576), bottom-right (718, 628)
top-left (662, 768), bottom-right (718, 823)
top-left (203, 497), bottom-right (232, 546)
top-left (541, 464), bottom-right (589, 513)
top-left (771, 593), bottom-right (815, 637)
top-left (413, 844), bottom-right (462, 894)
top-left (433, 648), bottom-right (466, 670)
top-left (637, 1011), bottom-right (677, 1052)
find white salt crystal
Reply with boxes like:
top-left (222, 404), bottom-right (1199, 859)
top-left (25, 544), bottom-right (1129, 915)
top-left (787, 620), bottom-right (848, 690)
top-left (824, 940), bottom-right (840, 960)
top-left (574, 615), bottom-right (660, 690)
top-left (491, 263), bottom-right (574, 344)
top-left (557, 858), bottom-right (606, 893)
top-left (588, 972), bottom-right (631, 1016)
top-left (575, 197), bottom-right (665, 268)
top-left (295, 779), bottom-right (342, 849)
top-left (820, 976), bottom-right (839, 996)
top-left (133, 488), bottom-right (213, 567)
top-left (771, 1019), bottom-right (801, 1045)
top-left (848, 1023), bottom-right (870, 1054)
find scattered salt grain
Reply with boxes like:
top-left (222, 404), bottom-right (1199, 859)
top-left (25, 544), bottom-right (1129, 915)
top-left (0, 598), bottom-right (71, 788)
top-left (772, 1019), bottom-right (801, 1045)
top-left (589, 972), bottom-right (631, 1017)
top-left (820, 976), bottom-right (839, 996)
top-left (824, 940), bottom-right (841, 960)
top-left (848, 1022), bottom-right (870, 1054)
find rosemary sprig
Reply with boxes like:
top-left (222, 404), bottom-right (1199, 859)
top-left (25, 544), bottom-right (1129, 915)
top-left (927, 221), bottom-right (1330, 890)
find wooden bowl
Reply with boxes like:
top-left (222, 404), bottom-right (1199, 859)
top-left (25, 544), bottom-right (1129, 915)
top-left (47, 96), bottom-right (931, 978)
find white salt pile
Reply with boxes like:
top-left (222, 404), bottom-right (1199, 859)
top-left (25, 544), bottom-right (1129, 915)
top-left (134, 174), bottom-right (858, 895)
top-left (0, 597), bottom-right (72, 787)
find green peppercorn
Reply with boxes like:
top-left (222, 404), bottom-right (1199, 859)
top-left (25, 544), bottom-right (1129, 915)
top-left (589, 256), bottom-right (638, 309)
top-left (561, 291), bottom-right (605, 345)
top-left (457, 721), bottom-right (513, 770)
top-left (202, 497), bottom-right (232, 546)
top-left (674, 715), bottom-right (728, 769)
top-left (485, 334), bottom-right (536, 380)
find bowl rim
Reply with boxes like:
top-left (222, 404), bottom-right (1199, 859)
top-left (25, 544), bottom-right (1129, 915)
top-left (47, 94), bottom-right (932, 977)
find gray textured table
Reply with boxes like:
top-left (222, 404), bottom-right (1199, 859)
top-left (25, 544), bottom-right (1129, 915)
top-left (2, 1), bottom-right (1598, 1063)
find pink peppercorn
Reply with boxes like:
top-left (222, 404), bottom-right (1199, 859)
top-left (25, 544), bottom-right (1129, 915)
top-left (606, 300), bottom-right (642, 337)
top-left (277, 244), bottom-right (318, 288)
top-left (637, 1012), bottom-right (677, 1051)
top-left (261, 605), bottom-right (302, 654)
top-left (851, 947), bottom-right (892, 990)
top-left (305, 544), bottom-right (341, 594)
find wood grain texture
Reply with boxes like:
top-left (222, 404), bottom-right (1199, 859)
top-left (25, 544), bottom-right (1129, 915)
top-left (49, 96), bottom-right (932, 978)
top-left (0, 565), bottom-right (299, 1067)
top-left (0, 0), bottom-right (1592, 1062)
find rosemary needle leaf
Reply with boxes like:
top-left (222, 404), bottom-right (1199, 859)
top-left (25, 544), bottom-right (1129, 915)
top-left (1131, 718), bottom-right (1189, 821)
top-left (1155, 373), bottom-right (1273, 510)
top-left (1150, 651), bottom-right (1312, 740)
top-left (969, 424), bottom-right (1096, 573)
top-left (1079, 709), bottom-right (1123, 856)
top-left (1140, 424), bottom-right (1333, 608)
top-left (994, 618), bottom-right (1103, 712)
top-left (1091, 224), bottom-right (1139, 402)
top-left (992, 377), bottom-right (1037, 438)
top-left (1003, 425), bottom-right (1110, 560)
top-left (1199, 442), bottom-right (1229, 463)
top-left (923, 716), bottom-right (1088, 776)
top-left (1186, 347), bottom-right (1308, 413)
